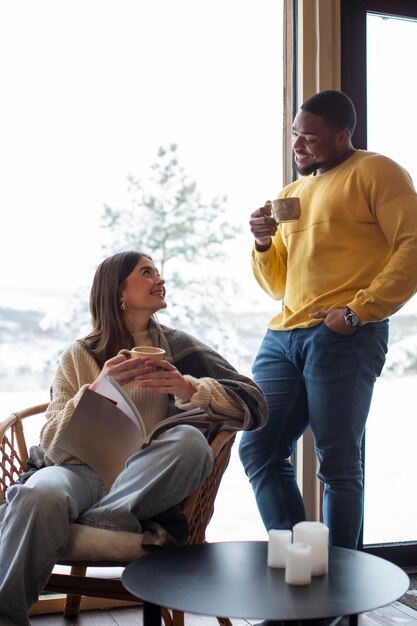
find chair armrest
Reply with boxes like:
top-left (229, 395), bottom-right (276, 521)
top-left (0, 402), bottom-right (49, 498)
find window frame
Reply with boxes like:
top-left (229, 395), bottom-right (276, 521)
top-left (340, 0), bottom-right (417, 569)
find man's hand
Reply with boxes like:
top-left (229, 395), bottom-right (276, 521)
top-left (250, 200), bottom-right (277, 250)
top-left (309, 308), bottom-right (356, 335)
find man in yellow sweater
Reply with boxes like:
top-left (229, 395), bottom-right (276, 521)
top-left (239, 90), bottom-right (417, 550)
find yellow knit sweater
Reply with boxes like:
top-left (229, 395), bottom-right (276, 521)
top-left (252, 150), bottom-right (417, 329)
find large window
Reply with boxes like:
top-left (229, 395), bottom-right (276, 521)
top-left (342, 0), bottom-right (417, 567)
top-left (364, 10), bottom-right (417, 547)
top-left (0, 1), bottom-right (284, 542)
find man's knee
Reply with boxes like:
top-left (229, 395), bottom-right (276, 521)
top-left (317, 446), bottom-right (362, 485)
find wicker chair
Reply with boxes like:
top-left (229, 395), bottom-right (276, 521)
top-left (0, 401), bottom-right (236, 626)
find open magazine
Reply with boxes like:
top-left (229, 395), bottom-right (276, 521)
top-left (58, 375), bottom-right (211, 489)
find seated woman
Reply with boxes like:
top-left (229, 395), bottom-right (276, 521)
top-left (0, 250), bottom-right (267, 626)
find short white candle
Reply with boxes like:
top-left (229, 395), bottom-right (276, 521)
top-left (285, 542), bottom-right (312, 586)
top-left (267, 529), bottom-right (292, 568)
top-left (292, 521), bottom-right (329, 576)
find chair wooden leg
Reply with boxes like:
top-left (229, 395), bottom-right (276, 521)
top-left (217, 618), bottom-right (233, 626)
top-left (172, 609), bottom-right (185, 626)
top-left (63, 593), bottom-right (82, 618)
top-left (62, 565), bottom-right (87, 618)
top-left (162, 607), bottom-right (174, 626)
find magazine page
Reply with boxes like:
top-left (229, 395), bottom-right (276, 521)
top-left (94, 375), bottom-right (143, 428)
top-left (58, 382), bottom-right (212, 489)
top-left (58, 388), bottom-right (145, 490)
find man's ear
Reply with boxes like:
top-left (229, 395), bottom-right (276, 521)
top-left (337, 129), bottom-right (351, 146)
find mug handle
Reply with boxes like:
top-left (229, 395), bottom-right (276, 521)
top-left (118, 349), bottom-right (132, 359)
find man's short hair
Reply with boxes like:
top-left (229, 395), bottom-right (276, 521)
top-left (301, 90), bottom-right (357, 135)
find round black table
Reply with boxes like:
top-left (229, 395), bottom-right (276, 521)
top-left (122, 541), bottom-right (409, 626)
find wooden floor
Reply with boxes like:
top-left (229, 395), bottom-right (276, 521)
top-left (28, 601), bottom-right (417, 626)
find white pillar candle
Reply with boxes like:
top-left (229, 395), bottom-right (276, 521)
top-left (267, 529), bottom-right (292, 568)
top-left (292, 521), bottom-right (329, 576)
top-left (285, 542), bottom-right (312, 586)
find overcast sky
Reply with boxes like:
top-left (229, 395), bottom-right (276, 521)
top-left (0, 0), bottom-right (283, 309)
top-left (2, 6), bottom-right (416, 313)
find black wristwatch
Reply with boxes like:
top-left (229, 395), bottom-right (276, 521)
top-left (343, 306), bottom-right (361, 328)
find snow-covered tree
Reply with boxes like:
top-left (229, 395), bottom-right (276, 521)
top-left (100, 143), bottom-right (242, 356)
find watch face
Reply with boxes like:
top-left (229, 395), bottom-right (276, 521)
top-left (344, 307), bottom-right (360, 327)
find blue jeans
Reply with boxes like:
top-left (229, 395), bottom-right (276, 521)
top-left (0, 425), bottom-right (212, 626)
top-left (239, 321), bottom-right (389, 549)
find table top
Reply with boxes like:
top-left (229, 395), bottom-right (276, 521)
top-left (122, 541), bottom-right (409, 621)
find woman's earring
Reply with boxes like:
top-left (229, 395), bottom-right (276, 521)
top-left (121, 302), bottom-right (126, 310)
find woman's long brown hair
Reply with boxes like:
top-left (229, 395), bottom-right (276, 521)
top-left (81, 250), bottom-right (152, 368)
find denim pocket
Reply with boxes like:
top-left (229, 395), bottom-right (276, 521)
top-left (319, 321), bottom-right (357, 339)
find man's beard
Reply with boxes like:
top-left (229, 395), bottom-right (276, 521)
top-left (296, 161), bottom-right (320, 176)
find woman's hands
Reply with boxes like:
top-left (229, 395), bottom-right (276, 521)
top-left (135, 357), bottom-right (195, 401)
top-left (89, 355), bottom-right (195, 402)
top-left (89, 354), bottom-right (147, 392)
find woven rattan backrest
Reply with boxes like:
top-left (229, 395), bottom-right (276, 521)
top-left (182, 430), bottom-right (236, 544)
top-left (0, 418), bottom-right (25, 500)
top-left (0, 404), bottom-right (48, 501)
top-left (0, 415), bottom-right (27, 500)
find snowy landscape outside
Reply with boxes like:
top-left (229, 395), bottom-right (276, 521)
top-left (1, 2), bottom-right (417, 553)
top-left (1, 288), bottom-right (416, 546)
